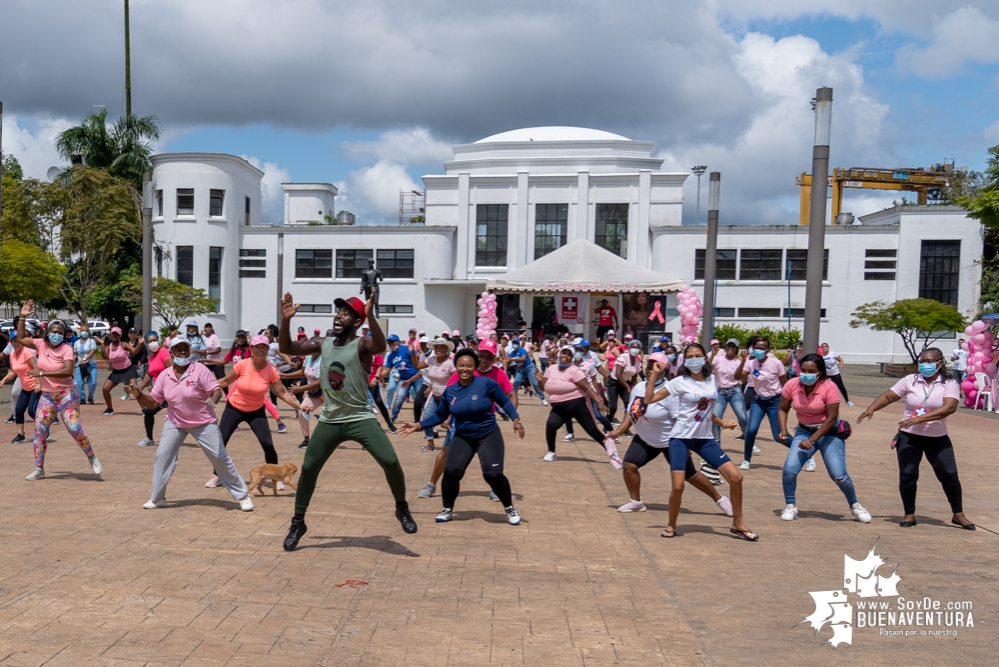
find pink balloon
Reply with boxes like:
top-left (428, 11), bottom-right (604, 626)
top-left (985, 362), bottom-right (998, 376)
top-left (964, 397), bottom-right (975, 408)
top-left (973, 334), bottom-right (986, 344)
top-left (965, 326), bottom-right (976, 337)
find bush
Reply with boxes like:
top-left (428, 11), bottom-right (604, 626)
top-left (712, 323), bottom-right (802, 350)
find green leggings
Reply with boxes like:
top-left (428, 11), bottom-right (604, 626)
top-left (295, 418), bottom-right (407, 514)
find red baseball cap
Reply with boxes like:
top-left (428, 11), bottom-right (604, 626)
top-left (334, 296), bottom-right (366, 324)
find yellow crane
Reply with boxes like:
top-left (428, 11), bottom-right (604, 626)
top-left (795, 165), bottom-right (951, 225)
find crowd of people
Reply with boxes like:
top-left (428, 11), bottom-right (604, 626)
top-left (0, 293), bottom-right (977, 551)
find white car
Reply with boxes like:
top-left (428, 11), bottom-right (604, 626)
top-left (71, 320), bottom-right (110, 338)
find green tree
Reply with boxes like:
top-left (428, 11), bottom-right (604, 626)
top-left (849, 298), bottom-right (967, 363)
top-left (0, 175), bottom-right (67, 247)
top-left (123, 275), bottom-right (219, 330)
top-left (56, 108), bottom-right (161, 191)
top-left (89, 263), bottom-right (142, 327)
top-left (957, 145), bottom-right (999, 230)
top-left (0, 239), bottom-right (65, 307)
top-left (2, 154), bottom-right (24, 181)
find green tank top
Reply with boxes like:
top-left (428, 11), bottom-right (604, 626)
top-left (317, 337), bottom-right (376, 423)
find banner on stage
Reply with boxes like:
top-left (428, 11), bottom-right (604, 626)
top-left (556, 293), bottom-right (588, 324)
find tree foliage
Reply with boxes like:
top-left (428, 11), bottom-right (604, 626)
top-left (0, 239), bottom-right (65, 307)
top-left (849, 298), bottom-right (967, 363)
top-left (89, 263), bottom-right (142, 327)
top-left (956, 145), bottom-right (999, 230)
top-left (711, 324), bottom-right (802, 350)
top-left (0, 175), bottom-right (67, 248)
top-left (2, 154), bottom-right (24, 181)
top-left (122, 275), bottom-right (219, 330)
top-left (56, 108), bottom-right (161, 191)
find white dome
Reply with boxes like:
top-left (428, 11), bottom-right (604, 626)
top-left (475, 126), bottom-right (631, 143)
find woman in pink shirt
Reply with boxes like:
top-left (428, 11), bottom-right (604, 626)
top-left (535, 346), bottom-right (610, 462)
top-left (15, 301), bottom-right (101, 481)
top-left (131, 337), bottom-right (253, 511)
top-left (737, 336), bottom-right (788, 469)
top-left (99, 326), bottom-right (141, 415)
top-left (777, 354), bottom-right (871, 523)
top-left (709, 339), bottom-right (749, 444)
top-left (858, 347), bottom-right (973, 530)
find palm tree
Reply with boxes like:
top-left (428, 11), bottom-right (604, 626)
top-left (56, 108), bottom-right (161, 191)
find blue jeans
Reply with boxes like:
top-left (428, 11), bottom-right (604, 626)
top-left (713, 386), bottom-right (748, 443)
top-left (423, 394), bottom-right (444, 440)
top-left (744, 394), bottom-right (785, 461)
top-left (782, 424), bottom-right (857, 507)
top-left (385, 370), bottom-right (400, 408)
top-left (391, 376), bottom-right (425, 421)
top-left (514, 363), bottom-right (544, 401)
top-left (75, 362), bottom-right (98, 401)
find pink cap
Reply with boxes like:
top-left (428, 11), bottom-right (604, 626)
top-left (452, 329), bottom-right (460, 336)
top-left (710, 339), bottom-right (720, 345)
top-left (624, 333), bottom-right (633, 340)
top-left (478, 340), bottom-right (498, 355)
top-left (110, 327), bottom-right (122, 335)
top-left (649, 352), bottom-right (669, 364)
top-left (250, 334), bottom-right (270, 347)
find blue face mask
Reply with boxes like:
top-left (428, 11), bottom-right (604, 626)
top-left (751, 348), bottom-right (766, 360)
top-left (667, 354), bottom-right (676, 362)
top-left (799, 372), bottom-right (818, 386)
top-left (48, 333), bottom-right (64, 346)
top-left (573, 351), bottom-right (584, 362)
top-left (172, 355), bottom-right (193, 367)
top-left (918, 362), bottom-right (939, 377)
top-left (80, 331), bottom-right (89, 339)
top-left (557, 360), bottom-right (572, 369)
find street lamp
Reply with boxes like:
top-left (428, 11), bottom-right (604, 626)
top-left (692, 166), bottom-right (707, 225)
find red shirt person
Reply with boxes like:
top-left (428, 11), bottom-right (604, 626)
top-left (594, 299), bottom-right (618, 340)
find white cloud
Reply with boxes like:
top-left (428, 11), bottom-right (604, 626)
top-left (1, 114), bottom-right (73, 180)
top-left (984, 120), bottom-right (999, 144)
top-left (895, 6), bottom-right (999, 78)
top-left (340, 128), bottom-right (453, 165)
top-left (241, 155), bottom-right (291, 224)
top-left (344, 161), bottom-right (419, 223)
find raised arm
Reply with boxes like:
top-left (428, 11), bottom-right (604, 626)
top-left (358, 288), bottom-right (386, 360)
top-left (16, 301), bottom-right (36, 349)
top-left (644, 362), bottom-right (671, 404)
top-left (278, 292), bottom-right (323, 356)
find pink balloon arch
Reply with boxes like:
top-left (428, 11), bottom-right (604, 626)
top-left (475, 291), bottom-right (499, 340)
top-left (959, 319), bottom-right (998, 409)
top-left (676, 284), bottom-right (703, 343)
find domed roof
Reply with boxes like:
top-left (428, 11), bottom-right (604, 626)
top-left (475, 126), bottom-right (631, 143)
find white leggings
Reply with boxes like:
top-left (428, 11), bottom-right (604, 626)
top-left (151, 419), bottom-right (248, 503)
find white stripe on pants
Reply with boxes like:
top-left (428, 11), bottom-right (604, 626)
top-left (151, 419), bottom-right (248, 503)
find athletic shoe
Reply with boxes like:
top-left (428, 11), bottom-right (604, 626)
top-left (781, 504), bottom-right (798, 521)
top-left (277, 422), bottom-right (287, 434)
top-left (137, 437), bottom-right (156, 447)
top-left (11, 434), bottom-right (25, 444)
top-left (498, 412), bottom-right (510, 421)
top-left (87, 399), bottom-right (95, 405)
top-left (395, 501), bottom-right (418, 533)
top-left (101, 408), bottom-right (114, 416)
top-left (143, 499), bottom-right (167, 509)
top-left (25, 467), bottom-right (44, 481)
top-left (505, 506), bottom-right (522, 525)
top-left (716, 496), bottom-right (734, 517)
top-left (739, 460), bottom-right (750, 470)
top-left (542, 451), bottom-right (557, 462)
top-left (846, 401), bottom-right (855, 407)
top-left (90, 457), bottom-right (102, 475)
top-left (4, 416), bottom-right (14, 424)
top-left (617, 499), bottom-right (646, 513)
top-left (435, 508), bottom-right (453, 523)
top-left (611, 419), bottom-right (621, 426)
top-left (298, 439), bottom-right (309, 449)
top-left (283, 516), bottom-right (308, 550)
top-left (851, 503), bottom-right (872, 523)
top-left (239, 496), bottom-right (254, 511)
top-left (735, 434), bottom-right (744, 440)
top-left (805, 457), bottom-right (817, 472)
top-left (205, 474), bottom-right (221, 488)
top-left (562, 434), bottom-right (574, 442)
top-left (389, 426), bottom-right (399, 434)
top-left (489, 490), bottom-right (500, 502)
top-left (418, 482), bottom-right (436, 499)
top-left (120, 394), bottom-right (129, 401)
top-left (276, 481), bottom-right (286, 492)
top-left (541, 399), bottom-right (548, 406)
top-left (752, 445), bottom-right (761, 453)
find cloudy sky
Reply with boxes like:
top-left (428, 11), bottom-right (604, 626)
top-left (2, 0), bottom-right (998, 225)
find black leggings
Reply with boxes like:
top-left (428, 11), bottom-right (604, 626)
top-left (369, 385), bottom-right (395, 429)
top-left (828, 373), bottom-right (850, 402)
top-left (606, 378), bottom-right (626, 421)
top-left (143, 403), bottom-right (165, 439)
top-left (15, 389), bottom-right (39, 425)
top-left (546, 396), bottom-right (606, 453)
top-left (896, 432), bottom-right (962, 515)
top-left (218, 403), bottom-right (278, 465)
top-left (442, 426), bottom-right (512, 509)
top-left (413, 385), bottom-right (428, 422)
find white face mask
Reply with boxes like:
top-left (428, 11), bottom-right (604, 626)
top-left (148, 341), bottom-right (160, 352)
top-left (629, 348), bottom-right (640, 357)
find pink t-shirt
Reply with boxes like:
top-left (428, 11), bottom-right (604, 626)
top-left (150, 361), bottom-right (221, 428)
top-left (543, 364), bottom-right (587, 402)
top-left (711, 354), bottom-right (744, 389)
top-left (147, 347), bottom-right (172, 381)
top-left (32, 339), bottom-right (75, 393)
top-left (746, 355), bottom-right (786, 398)
top-left (107, 342), bottom-right (132, 370)
top-left (369, 354), bottom-right (384, 383)
top-left (446, 365), bottom-right (514, 394)
top-left (781, 378), bottom-right (840, 425)
top-left (890, 374), bottom-right (961, 437)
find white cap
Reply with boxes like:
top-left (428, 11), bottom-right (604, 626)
top-left (419, 335), bottom-right (430, 343)
top-left (168, 337), bottom-right (191, 350)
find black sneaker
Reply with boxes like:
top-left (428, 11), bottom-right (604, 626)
top-left (298, 439), bottom-right (309, 450)
top-left (395, 501), bottom-right (418, 534)
top-left (11, 433), bottom-right (25, 443)
top-left (102, 408), bottom-right (114, 416)
top-left (283, 516), bottom-right (308, 551)
top-left (4, 416), bottom-right (14, 424)
top-left (498, 411), bottom-right (510, 421)
top-left (87, 399), bottom-right (95, 405)
top-left (388, 425), bottom-right (398, 434)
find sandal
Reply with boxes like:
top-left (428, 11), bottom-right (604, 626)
top-left (729, 528), bottom-right (759, 542)
top-left (951, 519), bottom-right (976, 531)
top-left (660, 528), bottom-right (676, 538)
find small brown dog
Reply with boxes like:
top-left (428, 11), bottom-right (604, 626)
top-left (247, 463), bottom-right (298, 496)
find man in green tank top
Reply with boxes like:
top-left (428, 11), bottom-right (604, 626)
top-left (277, 288), bottom-right (417, 550)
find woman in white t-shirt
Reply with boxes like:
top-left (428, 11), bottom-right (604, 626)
top-left (644, 343), bottom-right (757, 540)
top-left (415, 338), bottom-right (456, 452)
top-left (820, 342), bottom-right (853, 406)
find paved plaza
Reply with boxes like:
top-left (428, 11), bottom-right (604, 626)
top-left (0, 369), bottom-right (995, 666)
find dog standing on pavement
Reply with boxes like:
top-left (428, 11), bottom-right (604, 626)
top-left (247, 462), bottom-right (298, 496)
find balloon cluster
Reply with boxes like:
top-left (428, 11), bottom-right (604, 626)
top-left (960, 319), bottom-right (998, 408)
top-left (475, 291), bottom-right (498, 340)
top-left (676, 285), bottom-right (703, 343)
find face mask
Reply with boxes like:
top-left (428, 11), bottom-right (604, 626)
top-left (172, 355), bottom-right (193, 367)
top-left (629, 348), bottom-right (640, 357)
top-left (80, 331), bottom-right (89, 339)
top-left (684, 357), bottom-right (706, 373)
top-left (558, 360), bottom-right (572, 369)
top-left (918, 362), bottom-right (939, 377)
top-left (48, 333), bottom-right (64, 346)
top-left (667, 354), bottom-right (676, 362)
top-left (573, 351), bottom-right (584, 362)
top-left (148, 341), bottom-right (160, 352)
top-left (799, 372), bottom-right (818, 386)
top-left (751, 348), bottom-right (766, 360)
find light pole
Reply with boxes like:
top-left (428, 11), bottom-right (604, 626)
top-left (700, 172), bottom-right (720, 349)
top-left (803, 87), bottom-right (833, 354)
top-left (692, 165), bottom-right (707, 225)
top-left (142, 172), bottom-right (152, 334)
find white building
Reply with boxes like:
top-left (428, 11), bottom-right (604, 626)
top-left (149, 128), bottom-right (982, 362)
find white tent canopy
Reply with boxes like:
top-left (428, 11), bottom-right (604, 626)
top-left (485, 238), bottom-right (684, 293)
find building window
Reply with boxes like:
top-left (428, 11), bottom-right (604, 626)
top-left (336, 249), bottom-right (373, 279)
top-left (155, 190), bottom-right (163, 217)
top-left (595, 203), bottom-right (628, 257)
top-left (245, 196), bottom-right (251, 226)
top-left (377, 249), bottom-right (414, 279)
top-left (176, 246), bottom-right (193, 286)
top-left (715, 307), bottom-right (736, 318)
top-left (783, 308), bottom-right (826, 318)
top-left (534, 204), bottom-right (568, 259)
top-left (476, 204), bottom-right (509, 267)
top-left (296, 249), bottom-right (333, 279)
top-left (864, 248), bottom-right (897, 280)
top-left (380, 305), bottom-right (414, 314)
top-left (209, 189), bottom-right (225, 217)
top-left (919, 240), bottom-right (961, 306)
top-left (694, 249), bottom-right (737, 280)
top-left (739, 249), bottom-right (783, 281)
top-left (864, 272), bottom-right (896, 281)
top-left (738, 307), bottom-right (781, 318)
top-left (240, 249), bottom-right (266, 256)
top-left (784, 249), bottom-right (829, 280)
top-left (239, 249), bottom-right (266, 275)
top-left (296, 304), bottom-right (333, 313)
top-left (176, 188), bottom-right (194, 216)
top-left (240, 270), bottom-right (266, 278)
top-left (208, 247), bottom-right (222, 303)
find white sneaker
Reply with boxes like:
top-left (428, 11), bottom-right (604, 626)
top-left (752, 445), bottom-right (761, 453)
top-left (418, 482), bottom-right (436, 499)
top-left (562, 433), bottom-right (574, 442)
top-left (435, 508), bottom-right (453, 522)
top-left (90, 457), bottom-right (102, 475)
top-left (205, 474), bottom-right (221, 488)
top-left (505, 506), bottom-right (522, 525)
top-left (489, 490), bottom-right (501, 502)
top-left (542, 399), bottom-right (548, 406)
top-left (277, 481), bottom-right (286, 492)
top-left (25, 467), bottom-right (45, 481)
top-left (846, 401), bottom-right (855, 407)
top-left (239, 496), bottom-right (254, 511)
top-left (851, 502), bottom-right (872, 523)
top-left (781, 504), bottom-right (798, 521)
top-left (739, 460), bottom-right (750, 470)
top-left (804, 457), bottom-right (817, 472)
top-left (137, 437), bottom-right (156, 448)
top-left (716, 496), bottom-right (733, 517)
top-left (542, 451), bottom-right (557, 462)
top-left (143, 499), bottom-right (167, 509)
top-left (618, 499), bottom-right (646, 512)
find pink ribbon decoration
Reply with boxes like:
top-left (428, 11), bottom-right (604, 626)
top-left (648, 300), bottom-right (665, 324)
